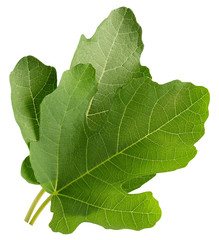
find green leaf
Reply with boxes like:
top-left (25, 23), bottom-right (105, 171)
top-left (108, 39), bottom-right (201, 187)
top-left (10, 7), bottom-right (210, 236)
top-left (21, 156), bottom-right (39, 185)
top-left (71, 7), bottom-right (151, 131)
top-left (10, 55), bottom-right (57, 145)
top-left (30, 68), bottom-right (209, 233)
top-left (10, 56), bottom-right (57, 184)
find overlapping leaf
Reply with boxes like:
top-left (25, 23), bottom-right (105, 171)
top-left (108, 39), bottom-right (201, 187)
top-left (71, 7), bottom-right (151, 130)
top-left (10, 56), bottom-right (57, 183)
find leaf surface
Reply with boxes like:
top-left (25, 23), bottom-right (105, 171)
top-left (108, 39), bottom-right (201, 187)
top-left (10, 56), bottom-right (57, 144)
top-left (30, 64), bottom-right (98, 193)
top-left (30, 68), bottom-right (209, 233)
top-left (10, 56), bottom-right (57, 184)
top-left (71, 7), bottom-right (151, 130)
top-left (21, 156), bottom-right (39, 184)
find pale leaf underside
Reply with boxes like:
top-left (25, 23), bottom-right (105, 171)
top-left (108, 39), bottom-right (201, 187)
top-left (71, 7), bottom-right (151, 130)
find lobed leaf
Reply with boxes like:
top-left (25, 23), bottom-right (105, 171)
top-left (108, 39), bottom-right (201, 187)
top-left (30, 69), bottom-right (209, 233)
top-left (10, 7), bottom-right (210, 235)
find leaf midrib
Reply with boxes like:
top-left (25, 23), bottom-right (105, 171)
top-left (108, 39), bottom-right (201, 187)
top-left (56, 91), bottom-right (208, 193)
top-left (26, 57), bottom-right (40, 128)
top-left (97, 8), bottom-right (128, 84)
top-left (57, 193), bottom-right (157, 216)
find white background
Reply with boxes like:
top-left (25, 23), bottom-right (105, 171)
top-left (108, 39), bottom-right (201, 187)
top-left (0, 0), bottom-right (219, 239)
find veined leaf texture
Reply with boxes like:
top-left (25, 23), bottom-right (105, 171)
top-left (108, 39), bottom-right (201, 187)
top-left (10, 7), bottom-right (209, 234)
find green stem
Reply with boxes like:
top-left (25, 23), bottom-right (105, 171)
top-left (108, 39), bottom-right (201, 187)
top-left (29, 194), bottom-right (52, 226)
top-left (24, 188), bottom-right (45, 223)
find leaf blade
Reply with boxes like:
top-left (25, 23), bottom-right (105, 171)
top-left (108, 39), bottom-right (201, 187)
top-left (50, 190), bottom-right (161, 234)
top-left (10, 55), bottom-right (57, 144)
top-left (30, 72), bottom-right (209, 233)
top-left (10, 56), bottom-right (57, 184)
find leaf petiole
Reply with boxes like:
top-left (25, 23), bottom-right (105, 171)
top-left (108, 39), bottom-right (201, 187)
top-left (24, 188), bottom-right (45, 223)
top-left (29, 194), bottom-right (52, 226)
